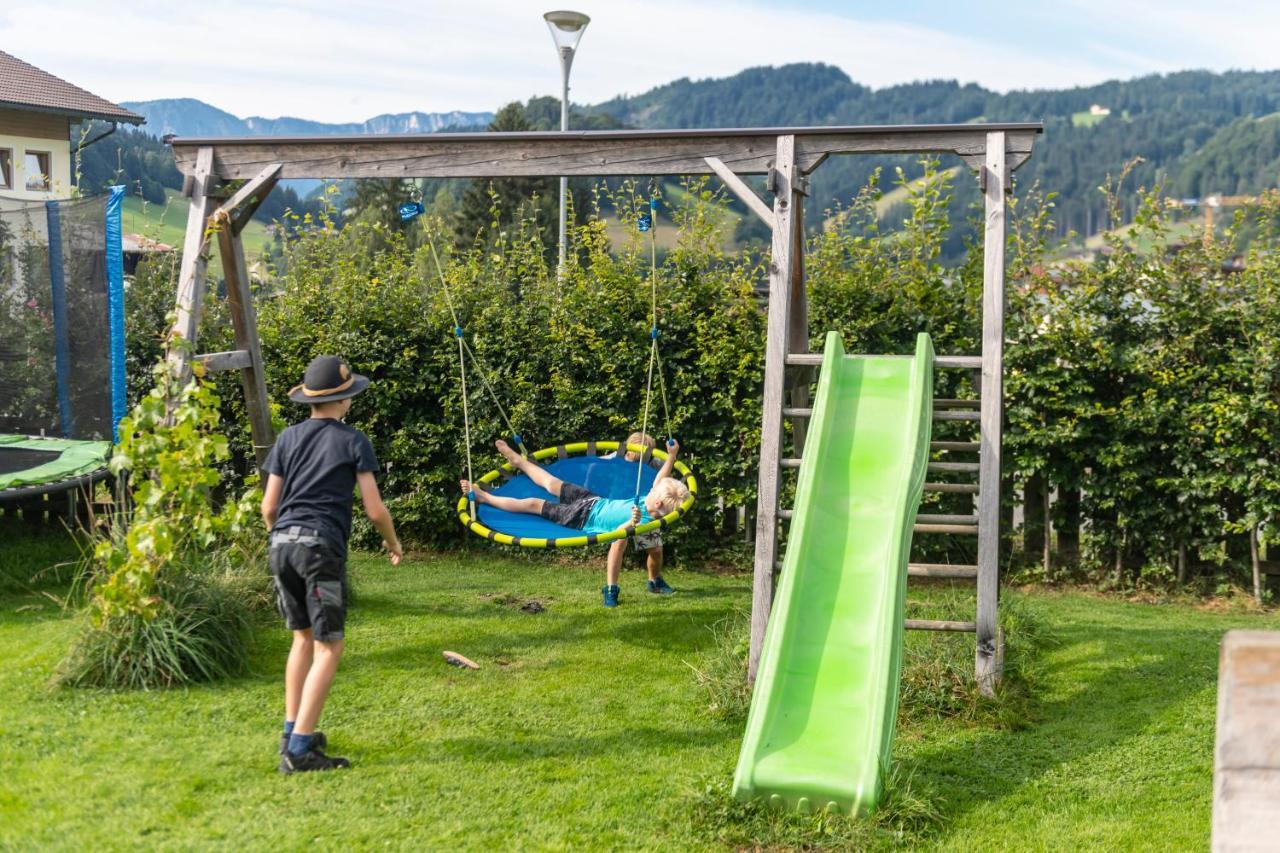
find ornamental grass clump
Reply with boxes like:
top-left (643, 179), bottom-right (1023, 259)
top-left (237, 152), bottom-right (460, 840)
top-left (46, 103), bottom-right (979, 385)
top-left (58, 355), bottom-right (264, 689)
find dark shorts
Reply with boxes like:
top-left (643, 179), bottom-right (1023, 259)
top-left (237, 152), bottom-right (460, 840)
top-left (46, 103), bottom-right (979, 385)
top-left (539, 481), bottom-right (599, 530)
top-left (269, 526), bottom-right (348, 642)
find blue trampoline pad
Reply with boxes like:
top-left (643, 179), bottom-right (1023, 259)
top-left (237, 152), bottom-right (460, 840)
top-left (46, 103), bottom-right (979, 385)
top-left (476, 454), bottom-right (658, 540)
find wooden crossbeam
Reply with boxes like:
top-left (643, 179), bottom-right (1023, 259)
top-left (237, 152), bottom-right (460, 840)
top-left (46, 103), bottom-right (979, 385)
top-left (167, 123), bottom-right (1042, 181)
top-left (213, 163), bottom-right (282, 235)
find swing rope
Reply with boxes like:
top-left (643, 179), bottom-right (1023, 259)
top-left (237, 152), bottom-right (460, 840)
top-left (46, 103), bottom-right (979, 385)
top-left (634, 196), bottom-right (672, 504)
top-left (425, 238), bottom-right (478, 519)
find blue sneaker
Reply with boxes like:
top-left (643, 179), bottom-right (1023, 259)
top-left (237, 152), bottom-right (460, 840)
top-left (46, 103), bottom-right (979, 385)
top-left (602, 584), bottom-right (620, 607)
top-left (648, 577), bottom-right (675, 595)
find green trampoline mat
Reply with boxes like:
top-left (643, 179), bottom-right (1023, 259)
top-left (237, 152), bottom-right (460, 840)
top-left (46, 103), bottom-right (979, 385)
top-left (0, 435), bottom-right (111, 491)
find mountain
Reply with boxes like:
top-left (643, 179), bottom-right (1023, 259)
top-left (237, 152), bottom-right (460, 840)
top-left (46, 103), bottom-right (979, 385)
top-left (593, 64), bottom-right (1280, 240)
top-left (120, 98), bottom-right (493, 138)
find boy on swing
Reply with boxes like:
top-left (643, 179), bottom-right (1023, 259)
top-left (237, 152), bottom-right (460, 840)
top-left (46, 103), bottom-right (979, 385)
top-left (604, 432), bottom-right (675, 602)
top-left (461, 437), bottom-right (688, 607)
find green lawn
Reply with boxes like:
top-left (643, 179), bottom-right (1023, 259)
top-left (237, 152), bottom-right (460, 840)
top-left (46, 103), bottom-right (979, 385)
top-left (121, 188), bottom-right (273, 258)
top-left (1, 538), bottom-right (1275, 850)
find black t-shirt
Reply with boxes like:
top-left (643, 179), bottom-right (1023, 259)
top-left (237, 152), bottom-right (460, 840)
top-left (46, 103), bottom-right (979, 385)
top-left (264, 418), bottom-right (380, 548)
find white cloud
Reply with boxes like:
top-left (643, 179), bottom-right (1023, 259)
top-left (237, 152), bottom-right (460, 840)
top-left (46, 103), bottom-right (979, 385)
top-left (0, 0), bottom-right (1268, 123)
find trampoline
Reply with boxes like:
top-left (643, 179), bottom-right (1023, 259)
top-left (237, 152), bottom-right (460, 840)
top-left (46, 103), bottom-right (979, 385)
top-left (0, 187), bottom-right (126, 505)
top-left (457, 441), bottom-right (699, 548)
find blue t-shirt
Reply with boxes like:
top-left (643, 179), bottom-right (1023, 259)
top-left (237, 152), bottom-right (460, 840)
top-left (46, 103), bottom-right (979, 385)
top-left (583, 497), bottom-right (652, 536)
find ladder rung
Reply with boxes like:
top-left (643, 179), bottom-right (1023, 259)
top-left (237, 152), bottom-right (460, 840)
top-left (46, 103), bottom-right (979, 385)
top-left (778, 509), bottom-right (793, 520)
top-left (908, 563), bottom-right (978, 579)
top-left (782, 407), bottom-right (812, 417)
top-left (916, 513), bottom-right (977, 525)
top-left (934, 410), bottom-right (980, 421)
top-left (931, 441), bottom-right (980, 452)
top-left (935, 356), bottom-right (982, 369)
top-left (780, 458), bottom-right (802, 469)
top-left (914, 523), bottom-right (979, 535)
top-left (928, 461), bottom-right (980, 473)
top-left (933, 398), bottom-right (981, 409)
top-left (906, 619), bottom-right (977, 632)
top-left (925, 482), bottom-right (979, 494)
top-left (786, 353), bottom-right (823, 366)
top-left (196, 349), bottom-right (252, 372)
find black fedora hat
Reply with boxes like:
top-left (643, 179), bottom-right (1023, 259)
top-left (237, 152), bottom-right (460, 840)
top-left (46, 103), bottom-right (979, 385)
top-left (288, 356), bottom-right (370, 404)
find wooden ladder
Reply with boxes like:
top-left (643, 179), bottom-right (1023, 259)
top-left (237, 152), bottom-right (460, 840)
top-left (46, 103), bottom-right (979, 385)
top-left (772, 353), bottom-right (985, 634)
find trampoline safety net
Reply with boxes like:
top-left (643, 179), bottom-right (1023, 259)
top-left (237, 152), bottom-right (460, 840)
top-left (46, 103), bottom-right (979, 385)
top-left (0, 187), bottom-right (126, 442)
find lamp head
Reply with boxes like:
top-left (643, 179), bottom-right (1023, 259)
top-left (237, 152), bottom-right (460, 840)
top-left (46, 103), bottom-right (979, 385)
top-left (543, 10), bottom-right (590, 53)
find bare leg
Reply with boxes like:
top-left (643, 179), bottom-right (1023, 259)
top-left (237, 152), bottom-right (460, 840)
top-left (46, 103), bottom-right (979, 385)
top-left (646, 546), bottom-right (665, 581)
top-left (463, 480), bottom-right (545, 516)
top-left (285, 629), bottom-right (314, 722)
top-left (294, 639), bottom-right (345, 735)
top-left (607, 540), bottom-right (626, 586)
top-left (496, 440), bottom-right (562, 497)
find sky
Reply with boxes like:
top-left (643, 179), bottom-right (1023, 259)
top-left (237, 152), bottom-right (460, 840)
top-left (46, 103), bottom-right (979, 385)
top-left (3, 0), bottom-right (1278, 123)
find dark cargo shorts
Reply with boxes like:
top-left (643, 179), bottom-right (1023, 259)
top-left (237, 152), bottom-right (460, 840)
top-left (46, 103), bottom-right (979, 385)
top-left (538, 481), bottom-right (599, 529)
top-left (269, 527), bottom-right (348, 642)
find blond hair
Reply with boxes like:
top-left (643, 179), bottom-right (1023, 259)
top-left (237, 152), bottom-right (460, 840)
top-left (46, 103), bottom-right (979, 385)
top-left (649, 477), bottom-right (689, 516)
top-left (624, 431), bottom-right (657, 462)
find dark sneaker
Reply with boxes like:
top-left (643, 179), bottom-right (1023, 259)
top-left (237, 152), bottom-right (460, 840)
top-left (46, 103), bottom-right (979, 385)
top-left (602, 584), bottom-right (620, 608)
top-left (279, 730), bottom-right (327, 756)
top-left (278, 747), bottom-right (350, 775)
top-left (648, 577), bottom-right (675, 595)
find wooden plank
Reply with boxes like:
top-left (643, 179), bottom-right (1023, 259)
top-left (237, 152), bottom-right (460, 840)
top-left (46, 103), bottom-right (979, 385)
top-left (704, 156), bottom-right (775, 227)
top-left (916, 513), bottom-right (978, 525)
top-left (215, 214), bottom-right (275, 470)
top-left (787, 190), bottom-right (811, 460)
top-left (914, 523), bottom-right (979, 535)
top-left (196, 349), bottom-right (252, 372)
top-left (908, 563), bottom-right (979, 579)
top-left (780, 458), bottom-right (803, 469)
top-left (906, 619), bottom-right (977, 633)
top-left (785, 353), bottom-right (823, 366)
top-left (976, 131), bottom-right (1007, 696)
top-left (935, 355), bottom-right (983, 369)
top-left (933, 398), bottom-right (981, 409)
top-left (782, 407), bottom-right (812, 418)
top-left (928, 461), bottom-right (980, 473)
top-left (932, 441), bottom-right (980, 452)
top-left (1214, 631), bottom-right (1280, 851)
top-left (167, 146), bottom-right (216, 371)
top-left (935, 410), bottom-right (980, 421)
top-left (168, 123), bottom-right (1043, 180)
top-left (750, 134), bottom-right (799, 682)
top-left (211, 163), bottom-right (282, 235)
top-left (926, 482), bottom-right (979, 494)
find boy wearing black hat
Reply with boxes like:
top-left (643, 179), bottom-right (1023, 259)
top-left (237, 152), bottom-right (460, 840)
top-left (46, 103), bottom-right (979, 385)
top-left (261, 356), bottom-right (403, 774)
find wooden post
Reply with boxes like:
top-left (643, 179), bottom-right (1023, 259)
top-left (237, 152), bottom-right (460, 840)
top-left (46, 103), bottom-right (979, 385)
top-left (976, 131), bottom-right (1006, 696)
top-left (1250, 525), bottom-right (1262, 604)
top-left (1043, 479), bottom-right (1053, 581)
top-left (749, 134), bottom-right (800, 681)
top-left (215, 212), bottom-right (275, 470)
top-left (1213, 630), bottom-right (1280, 851)
top-left (786, 190), bottom-right (810, 459)
top-left (168, 147), bottom-right (217, 367)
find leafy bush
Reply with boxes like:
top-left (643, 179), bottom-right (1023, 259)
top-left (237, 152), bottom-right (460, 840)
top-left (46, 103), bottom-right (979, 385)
top-left (58, 569), bottom-right (252, 689)
top-left (61, 354), bottom-right (265, 688)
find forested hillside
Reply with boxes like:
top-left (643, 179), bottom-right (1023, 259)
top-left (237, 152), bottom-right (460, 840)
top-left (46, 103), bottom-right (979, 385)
top-left (93, 64), bottom-right (1280, 247)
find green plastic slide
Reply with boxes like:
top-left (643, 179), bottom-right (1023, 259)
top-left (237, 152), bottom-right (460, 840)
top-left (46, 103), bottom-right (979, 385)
top-left (733, 331), bottom-right (934, 815)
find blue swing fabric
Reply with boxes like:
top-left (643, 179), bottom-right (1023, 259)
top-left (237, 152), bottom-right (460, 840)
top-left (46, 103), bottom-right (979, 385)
top-left (458, 441), bottom-right (699, 548)
top-left (477, 454), bottom-right (659, 540)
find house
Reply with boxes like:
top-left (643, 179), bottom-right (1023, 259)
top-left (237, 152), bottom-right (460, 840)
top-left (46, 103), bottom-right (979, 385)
top-left (0, 50), bottom-right (143, 200)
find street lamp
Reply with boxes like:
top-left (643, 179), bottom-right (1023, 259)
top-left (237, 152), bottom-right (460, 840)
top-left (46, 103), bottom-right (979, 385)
top-left (543, 10), bottom-right (589, 274)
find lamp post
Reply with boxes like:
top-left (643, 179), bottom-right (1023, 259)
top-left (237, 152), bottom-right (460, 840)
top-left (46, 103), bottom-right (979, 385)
top-left (543, 10), bottom-right (590, 275)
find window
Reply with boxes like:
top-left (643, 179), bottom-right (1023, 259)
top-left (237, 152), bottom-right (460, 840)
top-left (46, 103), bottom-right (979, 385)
top-left (24, 151), bottom-right (50, 191)
top-left (0, 149), bottom-right (11, 190)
